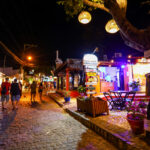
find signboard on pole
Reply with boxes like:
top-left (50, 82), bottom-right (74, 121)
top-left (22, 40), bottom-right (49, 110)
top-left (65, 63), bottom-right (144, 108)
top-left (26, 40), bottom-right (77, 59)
top-left (83, 54), bottom-right (98, 96)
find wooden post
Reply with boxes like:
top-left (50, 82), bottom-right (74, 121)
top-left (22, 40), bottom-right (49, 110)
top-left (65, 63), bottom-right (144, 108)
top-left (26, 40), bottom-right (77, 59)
top-left (20, 65), bottom-right (24, 84)
top-left (66, 68), bottom-right (69, 91)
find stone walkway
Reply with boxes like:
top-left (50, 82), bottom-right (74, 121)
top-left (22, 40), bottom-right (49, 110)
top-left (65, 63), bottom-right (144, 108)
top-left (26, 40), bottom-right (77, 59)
top-left (49, 93), bottom-right (150, 150)
top-left (0, 92), bottom-right (117, 150)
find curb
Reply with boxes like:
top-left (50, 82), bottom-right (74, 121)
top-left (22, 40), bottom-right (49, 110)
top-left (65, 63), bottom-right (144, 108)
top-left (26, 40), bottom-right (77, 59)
top-left (65, 108), bottom-right (137, 150)
top-left (49, 94), bottom-right (142, 150)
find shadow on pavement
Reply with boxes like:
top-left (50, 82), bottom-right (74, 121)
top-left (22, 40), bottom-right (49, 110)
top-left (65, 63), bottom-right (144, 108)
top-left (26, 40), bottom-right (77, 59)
top-left (76, 129), bottom-right (114, 150)
top-left (1, 110), bottom-right (17, 132)
top-left (30, 101), bottom-right (41, 107)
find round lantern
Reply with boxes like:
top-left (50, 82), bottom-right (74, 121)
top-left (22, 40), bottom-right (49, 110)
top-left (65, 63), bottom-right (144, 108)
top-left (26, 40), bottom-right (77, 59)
top-left (105, 0), bottom-right (127, 34)
top-left (78, 11), bottom-right (92, 24)
top-left (105, 19), bottom-right (119, 34)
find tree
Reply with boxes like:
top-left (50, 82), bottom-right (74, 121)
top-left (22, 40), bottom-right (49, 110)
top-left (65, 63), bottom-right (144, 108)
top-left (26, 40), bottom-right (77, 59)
top-left (57, 0), bottom-right (150, 54)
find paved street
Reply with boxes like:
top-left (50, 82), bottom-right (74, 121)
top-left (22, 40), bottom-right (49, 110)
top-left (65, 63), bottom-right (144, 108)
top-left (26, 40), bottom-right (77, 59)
top-left (0, 92), bottom-right (117, 150)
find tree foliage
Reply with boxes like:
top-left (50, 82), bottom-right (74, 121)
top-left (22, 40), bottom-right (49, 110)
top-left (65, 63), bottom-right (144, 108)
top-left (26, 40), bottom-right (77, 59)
top-left (57, 0), bottom-right (150, 53)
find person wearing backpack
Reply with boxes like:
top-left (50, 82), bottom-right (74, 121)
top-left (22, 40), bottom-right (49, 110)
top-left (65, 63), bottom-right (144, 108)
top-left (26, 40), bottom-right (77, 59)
top-left (1, 77), bottom-right (11, 111)
top-left (10, 78), bottom-right (21, 110)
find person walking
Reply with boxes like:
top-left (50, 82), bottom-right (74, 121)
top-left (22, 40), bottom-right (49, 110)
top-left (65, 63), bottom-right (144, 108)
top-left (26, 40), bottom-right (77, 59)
top-left (38, 82), bottom-right (43, 101)
top-left (18, 81), bottom-right (22, 97)
top-left (10, 78), bottom-right (21, 110)
top-left (1, 77), bottom-right (11, 111)
top-left (30, 81), bottom-right (37, 103)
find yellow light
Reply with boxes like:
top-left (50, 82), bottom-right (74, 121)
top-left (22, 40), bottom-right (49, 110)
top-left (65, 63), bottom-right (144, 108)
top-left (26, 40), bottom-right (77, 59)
top-left (111, 60), bottom-right (114, 63)
top-left (128, 60), bottom-right (131, 62)
top-left (27, 56), bottom-right (32, 61)
top-left (128, 55), bottom-right (132, 58)
top-left (105, 19), bottom-right (119, 34)
top-left (78, 11), bottom-right (92, 24)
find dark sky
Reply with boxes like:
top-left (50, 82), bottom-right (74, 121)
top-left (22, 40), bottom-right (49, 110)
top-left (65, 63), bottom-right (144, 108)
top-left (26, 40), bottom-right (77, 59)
top-left (0, 0), bottom-right (149, 66)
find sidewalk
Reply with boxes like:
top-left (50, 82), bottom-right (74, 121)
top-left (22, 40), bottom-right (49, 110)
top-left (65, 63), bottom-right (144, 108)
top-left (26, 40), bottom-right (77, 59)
top-left (49, 93), bottom-right (150, 150)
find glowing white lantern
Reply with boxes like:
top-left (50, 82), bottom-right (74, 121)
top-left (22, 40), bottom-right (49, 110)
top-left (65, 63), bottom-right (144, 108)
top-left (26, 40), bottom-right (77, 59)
top-left (78, 11), bottom-right (92, 24)
top-left (105, 19), bottom-right (119, 34)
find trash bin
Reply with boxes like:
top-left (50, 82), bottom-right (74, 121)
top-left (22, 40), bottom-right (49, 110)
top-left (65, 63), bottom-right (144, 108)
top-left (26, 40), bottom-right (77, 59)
top-left (145, 73), bottom-right (150, 120)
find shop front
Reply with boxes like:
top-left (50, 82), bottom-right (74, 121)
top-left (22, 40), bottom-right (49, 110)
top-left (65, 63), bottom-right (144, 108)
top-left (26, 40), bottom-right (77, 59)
top-left (127, 58), bottom-right (150, 92)
top-left (97, 61), bottom-right (126, 92)
top-left (55, 59), bottom-right (84, 91)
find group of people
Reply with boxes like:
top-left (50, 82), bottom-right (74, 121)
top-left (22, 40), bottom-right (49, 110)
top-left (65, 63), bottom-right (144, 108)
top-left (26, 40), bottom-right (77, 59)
top-left (0, 77), bottom-right (44, 111)
top-left (30, 81), bottom-right (43, 102)
top-left (1, 77), bottom-right (22, 111)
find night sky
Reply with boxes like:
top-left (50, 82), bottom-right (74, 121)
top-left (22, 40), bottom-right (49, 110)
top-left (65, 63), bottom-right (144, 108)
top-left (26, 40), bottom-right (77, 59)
top-left (0, 0), bottom-right (149, 67)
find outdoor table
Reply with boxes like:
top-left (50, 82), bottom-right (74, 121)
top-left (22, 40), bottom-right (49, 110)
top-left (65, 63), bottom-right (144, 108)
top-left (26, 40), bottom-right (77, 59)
top-left (109, 90), bottom-right (136, 110)
top-left (110, 90), bottom-right (130, 101)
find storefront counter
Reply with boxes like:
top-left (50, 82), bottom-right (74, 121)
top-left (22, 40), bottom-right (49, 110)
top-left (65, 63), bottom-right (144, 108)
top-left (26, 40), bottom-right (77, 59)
top-left (100, 80), bottom-right (114, 92)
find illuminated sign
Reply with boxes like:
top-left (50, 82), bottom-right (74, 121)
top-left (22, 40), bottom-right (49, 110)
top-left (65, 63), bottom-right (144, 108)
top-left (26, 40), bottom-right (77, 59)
top-left (85, 82), bottom-right (97, 85)
top-left (83, 54), bottom-right (98, 66)
top-left (87, 72), bottom-right (97, 76)
top-left (85, 68), bottom-right (97, 72)
top-left (86, 91), bottom-right (96, 94)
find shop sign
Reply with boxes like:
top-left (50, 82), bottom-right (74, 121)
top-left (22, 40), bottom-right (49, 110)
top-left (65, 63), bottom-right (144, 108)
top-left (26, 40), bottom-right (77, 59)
top-left (85, 82), bottom-right (97, 85)
top-left (84, 65), bottom-right (97, 69)
top-left (86, 91), bottom-right (96, 94)
top-left (83, 54), bottom-right (98, 66)
top-left (85, 68), bottom-right (97, 72)
top-left (87, 72), bottom-right (96, 76)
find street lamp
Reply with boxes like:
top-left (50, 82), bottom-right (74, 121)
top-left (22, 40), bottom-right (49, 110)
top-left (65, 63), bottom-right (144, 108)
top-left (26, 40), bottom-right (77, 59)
top-left (27, 56), bottom-right (32, 61)
top-left (78, 11), bottom-right (92, 24)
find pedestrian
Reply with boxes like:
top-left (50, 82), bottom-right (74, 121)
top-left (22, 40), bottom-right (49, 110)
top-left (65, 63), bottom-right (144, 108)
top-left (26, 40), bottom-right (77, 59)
top-left (38, 82), bottom-right (43, 101)
top-left (18, 81), bottom-right (22, 97)
top-left (1, 77), bottom-right (11, 111)
top-left (10, 78), bottom-right (21, 110)
top-left (30, 81), bottom-right (37, 103)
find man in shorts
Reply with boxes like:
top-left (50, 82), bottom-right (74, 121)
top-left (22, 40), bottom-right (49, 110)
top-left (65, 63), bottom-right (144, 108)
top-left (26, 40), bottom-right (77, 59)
top-left (1, 77), bottom-right (11, 111)
top-left (10, 78), bottom-right (21, 110)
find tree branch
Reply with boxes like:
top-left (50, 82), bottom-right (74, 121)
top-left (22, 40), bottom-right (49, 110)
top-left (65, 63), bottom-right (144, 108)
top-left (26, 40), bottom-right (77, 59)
top-left (104, 0), bottom-right (150, 51)
top-left (83, 0), bottom-right (110, 13)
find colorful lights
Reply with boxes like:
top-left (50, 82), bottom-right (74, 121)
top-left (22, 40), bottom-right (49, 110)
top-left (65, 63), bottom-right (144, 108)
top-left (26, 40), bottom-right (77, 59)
top-left (110, 60), bottom-right (114, 63)
top-left (121, 65), bottom-right (125, 69)
top-left (128, 55), bottom-right (132, 58)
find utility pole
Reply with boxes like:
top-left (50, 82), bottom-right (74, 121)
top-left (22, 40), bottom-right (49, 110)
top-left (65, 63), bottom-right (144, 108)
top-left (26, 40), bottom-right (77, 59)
top-left (21, 44), bottom-right (38, 83)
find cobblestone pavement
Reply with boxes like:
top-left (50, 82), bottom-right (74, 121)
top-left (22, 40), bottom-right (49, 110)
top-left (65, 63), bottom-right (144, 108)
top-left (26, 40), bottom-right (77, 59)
top-left (49, 93), bottom-right (150, 149)
top-left (0, 92), bottom-right (117, 150)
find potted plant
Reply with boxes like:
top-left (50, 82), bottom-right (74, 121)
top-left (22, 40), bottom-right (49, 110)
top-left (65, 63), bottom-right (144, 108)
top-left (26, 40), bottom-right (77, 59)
top-left (64, 91), bottom-right (70, 102)
top-left (126, 101), bottom-right (147, 134)
top-left (129, 80), bottom-right (140, 91)
top-left (77, 85), bottom-right (86, 96)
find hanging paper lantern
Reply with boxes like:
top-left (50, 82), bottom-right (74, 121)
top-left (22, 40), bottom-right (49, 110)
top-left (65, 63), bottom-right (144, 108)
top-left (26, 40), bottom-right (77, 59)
top-left (105, 0), bottom-right (127, 34)
top-left (105, 19), bottom-right (119, 33)
top-left (78, 11), bottom-right (92, 24)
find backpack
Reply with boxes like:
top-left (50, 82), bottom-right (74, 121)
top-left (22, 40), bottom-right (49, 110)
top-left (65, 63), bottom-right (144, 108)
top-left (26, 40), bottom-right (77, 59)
top-left (1, 85), bottom-right (7, 95)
